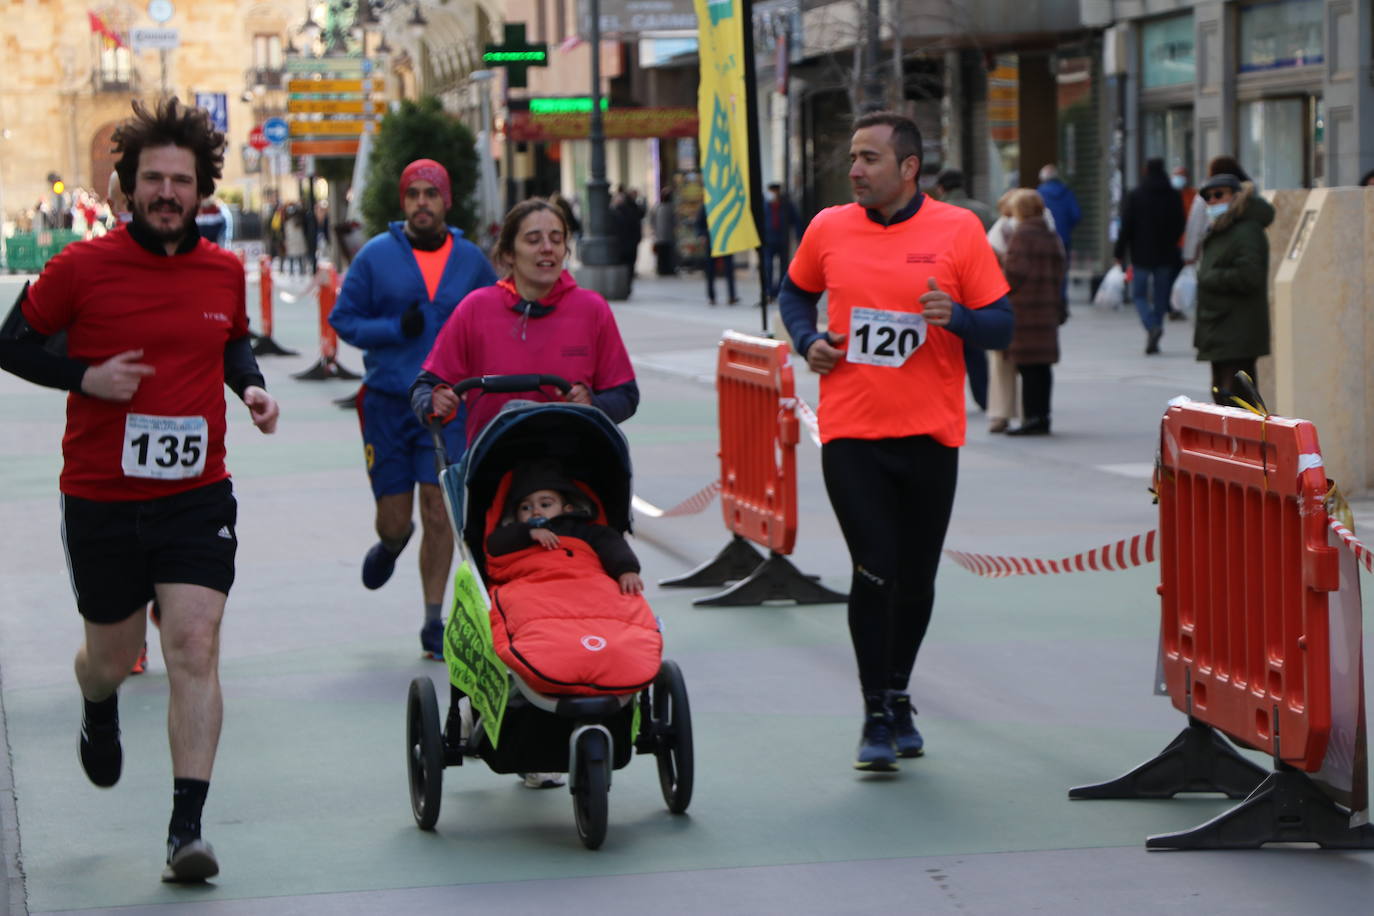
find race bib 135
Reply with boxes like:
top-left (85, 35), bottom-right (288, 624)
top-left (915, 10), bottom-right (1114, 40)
top-left (121, 414), bottom-right (208, 480)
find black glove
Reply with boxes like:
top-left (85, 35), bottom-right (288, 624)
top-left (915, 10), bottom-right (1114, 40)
top-left (400, 302), bottom-right (425, 338)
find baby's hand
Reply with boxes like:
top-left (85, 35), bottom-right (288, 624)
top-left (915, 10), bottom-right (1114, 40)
top-left (530, 527), bottom-right (560, 549)
top-left (619, 572), bottom-right (644, 595)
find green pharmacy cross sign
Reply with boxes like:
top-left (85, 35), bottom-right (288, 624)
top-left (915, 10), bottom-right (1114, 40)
top-left (483, 23), bottom-right (548, 88)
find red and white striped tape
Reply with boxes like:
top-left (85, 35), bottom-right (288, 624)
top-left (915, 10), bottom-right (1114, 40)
top-left (944, 530), bottom-right (1158, 578)
top-left (632, 479), bottom-right (721, 519)
top-left (1329, 516), bottom-right (1374, 574)
top-left (946, 516), bottom-right (1374, 579)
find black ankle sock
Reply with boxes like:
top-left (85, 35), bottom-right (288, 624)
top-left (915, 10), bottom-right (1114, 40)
top-left (169, 778), bottom-right (209, 843)
top-left (83, 692), bottom-right (118, 725)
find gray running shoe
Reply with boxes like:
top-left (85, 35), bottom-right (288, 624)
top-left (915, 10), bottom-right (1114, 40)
top-left (161, 837), bottom-right (219, 883)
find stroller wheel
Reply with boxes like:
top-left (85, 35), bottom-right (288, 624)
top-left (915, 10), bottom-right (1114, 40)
top-left (572, 728), bottom-right (610, 850)
top-left (652, 660), bottom-right (694, 814)
top-left (406, 677), bottom-right (444, 830)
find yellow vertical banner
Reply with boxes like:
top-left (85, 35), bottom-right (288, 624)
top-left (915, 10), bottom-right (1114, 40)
top-left (693, 0), bottom-right (761, 257)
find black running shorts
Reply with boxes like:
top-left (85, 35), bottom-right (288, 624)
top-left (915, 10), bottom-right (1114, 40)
top-left (60, 479), bottom-right (238, 624)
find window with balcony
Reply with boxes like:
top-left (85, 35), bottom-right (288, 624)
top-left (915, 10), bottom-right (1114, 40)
top-left (93, 40), bottom-right (134, 91)
top-left (250, 34), bottom-right (284, 88)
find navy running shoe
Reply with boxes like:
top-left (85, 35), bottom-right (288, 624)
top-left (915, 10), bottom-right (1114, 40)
top-left (854, 712), bottom-right (898, 772)
top-left (888, 692), bottom-right (925, 758)
top-left (420, 619), bottom-right (445, 660)
top-left (361, 522), bottom-right (414, 590)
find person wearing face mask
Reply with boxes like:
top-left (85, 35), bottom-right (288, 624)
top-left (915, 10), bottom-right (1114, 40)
top-left (329, 159), bottom-right (498, 659)
top-left (1192, 173), bottom-right (1274, 405)
top-left (1114, 158), bottom-right (1186, 354)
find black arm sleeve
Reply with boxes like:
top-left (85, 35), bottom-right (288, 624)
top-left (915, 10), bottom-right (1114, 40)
top-left (590, 378), bottom-right (639, 424)
top-left (224, 335), bottom-right (266, 400)
top-left (944, 295), bottom-right (1014, 350)
top-left (582, 523), bottom-right (641, 578)
top-left (777, 275), bottom-right (826, 357)
top-left (0, 282), bottom-right (89, 392)
top-left (487, 522), bottom-right (536, 557)
top-left (410, 369), bottom-right (450, 425)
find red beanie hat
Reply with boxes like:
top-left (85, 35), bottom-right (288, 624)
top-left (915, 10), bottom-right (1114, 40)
top-left (399, 159), bottom-right (452, 210)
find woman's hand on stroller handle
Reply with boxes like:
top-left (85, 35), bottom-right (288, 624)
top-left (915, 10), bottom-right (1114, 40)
top-left (450, 374), bottom-right (573, 397)
top-left (430, 384), bottom-right (458, 421)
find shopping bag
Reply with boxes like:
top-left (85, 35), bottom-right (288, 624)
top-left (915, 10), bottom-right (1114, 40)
top-left (1092, 264), bottom-right (1125, 308)
top-left (1170, 264), bottom-right (1197, 315)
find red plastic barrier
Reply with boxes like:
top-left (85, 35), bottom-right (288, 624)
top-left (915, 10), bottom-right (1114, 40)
top-left (317, 264), bottom-right (340, 361)
top-left (1157, 400), bottom-right (1337, 771)
top-left (257, 255), bottom-right (275, 338)
top-left (716, 331), bottom-right (798, 554)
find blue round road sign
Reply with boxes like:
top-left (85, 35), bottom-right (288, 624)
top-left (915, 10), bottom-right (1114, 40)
top-left (263, 117), bottom-right (289, 144)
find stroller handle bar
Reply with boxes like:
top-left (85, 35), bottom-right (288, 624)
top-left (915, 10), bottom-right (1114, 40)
top-left (429, 373), bottom-right (575, 472)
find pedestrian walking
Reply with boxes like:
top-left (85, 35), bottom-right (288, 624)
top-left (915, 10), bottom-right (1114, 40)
top-left (328, 159), bottom-right (497, 659)
top-left (761, 181), bottom-right (803, 300)
top-left (1001, 190), bottom-right (1067, 436)
top-left (651, 187), bottom-right (678, 275)
top-left (1036, 163), bottom-right (1081, 305)
top-left (610, 186), bottom-right (644, 292)
top-left (778, 111), bottom-right (1012, 771)
top-left (1115, 158), bottom-right (1186, 354)
top-left (695, 204), bottom-right (737, 305)
top-left (931, 168), bottom-right (996, 412)
top-left (1192, 173), bottom-right (1274, 404)
top-left (0, 97), bottom-right (280, 882)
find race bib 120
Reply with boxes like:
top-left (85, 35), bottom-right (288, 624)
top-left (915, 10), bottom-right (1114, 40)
top-left (121, 414), bottom-right (208, 480)
top-left (846, 307), bottom-right (927, 368)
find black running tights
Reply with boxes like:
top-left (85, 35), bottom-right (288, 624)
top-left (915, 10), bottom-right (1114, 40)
top-left (821, 435), bottom-right (959, 696)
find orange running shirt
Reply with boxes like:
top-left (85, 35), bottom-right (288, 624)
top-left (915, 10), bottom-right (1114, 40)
top-left (787, 199), bottom-right (1009, 446)
top-left (411, 234), bottom-right (453, 301)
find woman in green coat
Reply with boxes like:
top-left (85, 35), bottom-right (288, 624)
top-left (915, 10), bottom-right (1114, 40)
top-left (1194, 173), bottom-right (1274, 404)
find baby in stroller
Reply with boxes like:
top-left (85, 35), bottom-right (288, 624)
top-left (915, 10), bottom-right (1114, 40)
top-left (489, 458), bottom-right (644, 597)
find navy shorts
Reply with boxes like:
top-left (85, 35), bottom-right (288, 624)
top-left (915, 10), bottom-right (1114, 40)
top-left (357, 386), bottom-right (466, 499)
top-left (60, 479), bottom-right (238, 624)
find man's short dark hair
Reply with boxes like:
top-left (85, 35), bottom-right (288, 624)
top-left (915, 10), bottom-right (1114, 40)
top-left (935, 168), bottom-right (964, 191)
top-left (112, 97), bottom-right (225, 199)
top-left (852, 111), bottom-right (923, 170)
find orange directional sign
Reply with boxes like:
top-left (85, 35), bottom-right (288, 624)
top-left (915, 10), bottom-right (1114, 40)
top-left (289, 120), bottom-right (377, 136)
top-left (287, 78), bottom-right (372, 94)
top-left (287, 99), bottom-right (386, 115)
top-left (289, 139), bottom-right (360, 156)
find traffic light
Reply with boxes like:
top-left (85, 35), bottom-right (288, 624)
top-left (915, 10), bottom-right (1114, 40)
top-left (47, 172), bottom-right (64, 194)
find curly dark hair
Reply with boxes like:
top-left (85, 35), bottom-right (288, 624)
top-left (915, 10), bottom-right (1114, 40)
top-left (112, 97), bottom-right (225, 199)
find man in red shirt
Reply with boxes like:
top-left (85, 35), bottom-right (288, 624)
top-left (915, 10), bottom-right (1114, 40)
top-left (779, 112), bottom-right (1012, 772)
top-left (0, 98), bottom-right (279, 882)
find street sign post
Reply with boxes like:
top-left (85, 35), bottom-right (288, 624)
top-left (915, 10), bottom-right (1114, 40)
top-left (262, 117), bottom-right (290, 145)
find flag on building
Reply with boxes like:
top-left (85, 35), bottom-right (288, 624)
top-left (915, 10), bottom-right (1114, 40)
top-left (692, 0), bottom-right (760, 257)
top-left (87, 11), bottom-right (125, 49)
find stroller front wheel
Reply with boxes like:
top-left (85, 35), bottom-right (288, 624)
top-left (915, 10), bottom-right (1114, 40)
top-left (571, 727), bottom-right (610, 849)
top-left (406, 676), bottom-right (444, 830)
top-left (652, 660), bottom-right (694, 814)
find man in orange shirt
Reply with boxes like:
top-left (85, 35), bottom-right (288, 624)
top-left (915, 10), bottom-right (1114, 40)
top-left (330, 161), bottom-right (496, 658)
top-left (779, 112), bottom-right (1012, 771)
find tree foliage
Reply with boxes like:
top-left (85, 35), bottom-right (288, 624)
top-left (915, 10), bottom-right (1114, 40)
top-left (361, 96), bottom-right (479, 238)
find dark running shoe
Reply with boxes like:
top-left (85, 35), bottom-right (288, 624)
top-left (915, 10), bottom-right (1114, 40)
top-left (162, 836), bottom-right (219, 883)
top-left (888, 692), bottom-right (925, 758)
top-left (79, 714), bottom-right (122, 788)
top-left (361, 522), bottom-right (415, 590)
top-left (854, 712), bottom-right (898, 772)
top-left (420, 619), bottom-right (445, 660)
top-left (129, 642), bottom-right (149, 676)
top-left (1145, 327), bottom-right (1163, 355)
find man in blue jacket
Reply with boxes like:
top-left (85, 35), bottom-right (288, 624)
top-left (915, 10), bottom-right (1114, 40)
top-left (329, 159), bottom-right (496, 658)
top-left (1036, 164), bottom-right (1081, 305)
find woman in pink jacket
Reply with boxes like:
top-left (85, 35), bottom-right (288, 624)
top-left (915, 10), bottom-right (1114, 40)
top-left (410, 199), bottom-right (639, 439)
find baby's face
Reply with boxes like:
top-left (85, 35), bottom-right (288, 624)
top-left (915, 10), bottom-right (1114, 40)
top-left (517, 489), bottom-right (570, 522)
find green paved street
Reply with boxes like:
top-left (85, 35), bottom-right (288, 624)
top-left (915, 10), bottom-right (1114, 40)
top-left (1, 270), bottom-right (1372, 914)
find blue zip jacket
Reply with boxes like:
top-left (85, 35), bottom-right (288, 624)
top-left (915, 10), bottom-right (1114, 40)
top-left (329, 222), bottom-right (497, 395)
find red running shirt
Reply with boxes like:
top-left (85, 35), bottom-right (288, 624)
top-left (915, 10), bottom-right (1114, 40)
top-left (787, 199), bottom-right (1009, 446)
top-left (23, 227), bottom-right (249, 500)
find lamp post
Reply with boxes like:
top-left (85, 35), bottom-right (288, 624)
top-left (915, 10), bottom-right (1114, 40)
top-left (574, 0), bottom-right (628, 299)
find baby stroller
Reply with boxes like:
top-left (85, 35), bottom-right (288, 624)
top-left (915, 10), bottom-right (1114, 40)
top-left (404, 374), bottom-right (694, 849)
